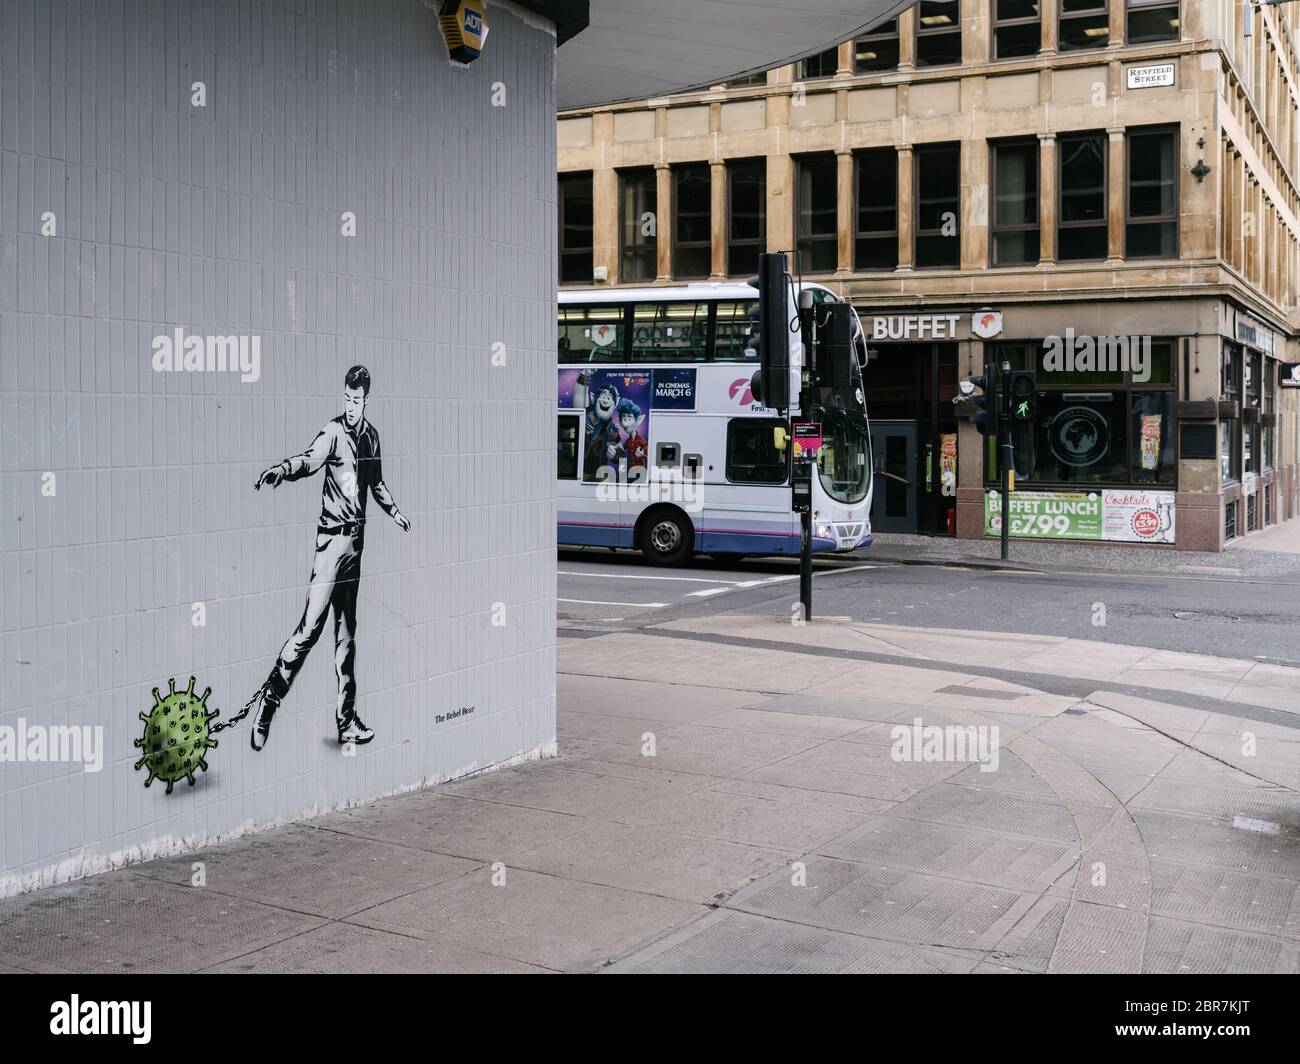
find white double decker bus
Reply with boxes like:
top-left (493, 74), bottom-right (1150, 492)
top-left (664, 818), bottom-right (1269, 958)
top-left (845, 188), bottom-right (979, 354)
top-left (557, 282), bottom-right (874, 566)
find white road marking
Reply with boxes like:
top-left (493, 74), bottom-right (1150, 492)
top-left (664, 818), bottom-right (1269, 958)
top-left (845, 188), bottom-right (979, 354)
top-left (558, 570), bottom-right (743, 585)
top-left (558, 598), bottom-right (668, 609)
top-left (686, 587), bottom-right (732, 598)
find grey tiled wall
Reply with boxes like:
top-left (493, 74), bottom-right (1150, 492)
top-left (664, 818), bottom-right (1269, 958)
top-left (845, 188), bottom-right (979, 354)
top-left (0, 0), bottom-right (558, 893)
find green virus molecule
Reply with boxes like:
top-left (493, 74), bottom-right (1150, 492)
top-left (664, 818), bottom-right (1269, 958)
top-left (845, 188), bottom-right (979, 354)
top-left (133, 677), bottom-right (220, 794)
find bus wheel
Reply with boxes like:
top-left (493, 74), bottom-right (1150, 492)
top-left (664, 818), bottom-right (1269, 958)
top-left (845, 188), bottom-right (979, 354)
top-left (638, 506), bottom-right (694, 567)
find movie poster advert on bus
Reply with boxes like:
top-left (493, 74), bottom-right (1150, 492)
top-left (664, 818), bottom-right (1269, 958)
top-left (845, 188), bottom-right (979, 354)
top-left (984, 489), bottom-right (1175, 543)
top-left (559, 368), bottom-right (698, 482)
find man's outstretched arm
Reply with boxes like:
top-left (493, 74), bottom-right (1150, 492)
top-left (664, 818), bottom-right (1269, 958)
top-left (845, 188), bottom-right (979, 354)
top-left (369, 438), bottom-right (411, 530)
top-left (255, 424), bottom-right (336, 489)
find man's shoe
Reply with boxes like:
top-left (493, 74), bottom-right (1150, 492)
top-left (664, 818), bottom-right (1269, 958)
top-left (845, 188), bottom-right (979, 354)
top-left (338, 717), bottom-right (374, 746)
top-left (248, 688), bottom-right (279, 752)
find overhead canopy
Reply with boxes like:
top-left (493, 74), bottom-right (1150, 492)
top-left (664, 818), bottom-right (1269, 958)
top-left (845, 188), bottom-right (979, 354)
top-left (553, 0), bottom-right (910, 111)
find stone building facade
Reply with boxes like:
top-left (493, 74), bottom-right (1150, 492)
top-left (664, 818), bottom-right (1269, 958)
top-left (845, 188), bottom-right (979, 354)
top-left (557, 0), bottom-right (1300, 551)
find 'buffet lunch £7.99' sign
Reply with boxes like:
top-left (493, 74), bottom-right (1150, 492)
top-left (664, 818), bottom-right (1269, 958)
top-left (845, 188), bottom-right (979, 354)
top-left (985, 489), bottom-right (1175, 543)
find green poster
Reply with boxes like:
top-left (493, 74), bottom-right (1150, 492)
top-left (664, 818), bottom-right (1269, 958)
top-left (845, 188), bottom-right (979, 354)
top-left (984, 490), bottom-right (1103, 540)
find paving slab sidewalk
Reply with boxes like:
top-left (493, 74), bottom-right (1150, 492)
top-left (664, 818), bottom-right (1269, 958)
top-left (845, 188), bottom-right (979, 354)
top-left (0, 617), bottom-right (1296, 974)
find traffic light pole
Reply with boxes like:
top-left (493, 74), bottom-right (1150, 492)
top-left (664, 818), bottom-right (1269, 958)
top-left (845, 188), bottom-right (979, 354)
top-left (799, 499), bottom-right (813, 622)
top-left (999, 361), bottom-right (1012, 561)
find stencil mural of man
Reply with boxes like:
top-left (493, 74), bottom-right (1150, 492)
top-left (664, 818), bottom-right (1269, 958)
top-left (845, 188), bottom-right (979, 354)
top-left (242, 365), bottom-right (411, 751)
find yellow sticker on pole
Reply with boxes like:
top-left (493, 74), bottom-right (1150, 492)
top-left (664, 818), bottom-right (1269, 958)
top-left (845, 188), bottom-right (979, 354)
top-left (1008, 469), bottom-right (1015, 492)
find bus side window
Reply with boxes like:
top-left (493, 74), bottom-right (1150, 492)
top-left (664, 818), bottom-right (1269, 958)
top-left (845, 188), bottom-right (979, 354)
top-left (726, 418), bottom-right (787, 484)
top-left (558, 414), bottom-right (580, 480)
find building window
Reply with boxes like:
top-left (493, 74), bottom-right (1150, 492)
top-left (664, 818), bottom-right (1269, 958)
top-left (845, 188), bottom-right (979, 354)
top-left (855, 20), bottom-right (900, 72)
top-left (796, 47), bottom-right (839, 80)
top-left (726, 72), bottom-right (768, 88)
top-left (1126, 128), bottom-right (1178, 259)
top-left (727, 418), bottom-right (788, 484)
top-left (986, 340), bottom-right (1177, 487)
top-left (854, 149), bottom-right (898, 270)
top-left (619, 168), bottom-right (657, 283)
top-left (1221, 341), bottom-right (1242, 483)
top-left (1058, 133), bottom-right (1108, 261)
top-left (557, 414), bottom-right (580, 480)
top-left (796, 154), bottom-right (838, 273)
top-left (559, 172), bottom-right (593, 285)
top-left (727, 159), bottom-right (766, 278)
top-left (1059, 0), bottom-right (1110, 51)
top-left (672, 164), bottom-right (712, 280)
top-left (915, 144), bottom-right (961, 269)
top-left (916, 1), bottom-right (963, 67)
top-left (993, 0), bottom-right (1042, 59)
top-left (991, 140), bottom-right (1039, 266)
top-left (1127, 0), bottom-right (1179, 43)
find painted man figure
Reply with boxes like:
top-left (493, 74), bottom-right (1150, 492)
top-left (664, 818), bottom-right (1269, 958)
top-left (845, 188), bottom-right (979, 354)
top-left (243, 365), bottom-right (411, 751)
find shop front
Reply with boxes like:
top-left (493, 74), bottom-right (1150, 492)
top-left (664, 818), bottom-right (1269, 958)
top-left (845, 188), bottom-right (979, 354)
top-left (854, 297), bottom-right (1300, 552)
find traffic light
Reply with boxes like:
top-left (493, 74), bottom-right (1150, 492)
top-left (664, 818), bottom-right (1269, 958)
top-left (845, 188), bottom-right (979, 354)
top-left (745, 251), bottom-right (790, 412)
top-left (1006, 370), bottom-right (1037, 423)
top-left (959, 362), bottom-right (999, 437)
top-left (815, 301), bottom-right (856, 390)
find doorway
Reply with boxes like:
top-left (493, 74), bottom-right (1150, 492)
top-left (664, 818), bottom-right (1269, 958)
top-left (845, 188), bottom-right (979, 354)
top-left (870, 422), bottom-right (917, 532)
top-left (861, 340), bottom-right (959, 534)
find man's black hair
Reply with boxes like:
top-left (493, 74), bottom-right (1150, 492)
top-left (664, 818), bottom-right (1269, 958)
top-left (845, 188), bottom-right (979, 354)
top-left (345, 365), bottom-right (371, 395)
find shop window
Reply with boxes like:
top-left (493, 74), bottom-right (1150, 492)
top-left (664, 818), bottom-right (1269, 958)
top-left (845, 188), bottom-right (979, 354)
top-left (1246, 491), bottom-right (1258, 532)
top-left (915, 143), bottom-right (961, 269)
top-left (1060, 0), bottom-right (1110, 51)
top-left (916, 1), bottom-right (963, 67)
top-left (796, 154), bottom-right (838, 273)
top-left (1224, 499), bottom-right (1238, 541)
top-left (855, 20), bottom-right (900, 72)
top-left (984, 339), bottom-right (1177, 487)
top-left (557, 414), bottom-right (580, 480)
top-left (855, 148), bottom-right (898, 270)
top-left (1263, 357), bottom-right (1276, 470)
top-left (991, 140), bottom-right (1040, 266)
top-left (1221, 341), bottom-right (1242, 483)
top-left (631, 302), bottom-right (710, 363)
top-left (727, 159), bottom-right (765, 278)
top-left (727, 418), bottom-right (788, 483)
top-left (558, 305), bottom-right (627, 364)
top-left (620, 168), bottom-right (657, 283)
top-left (1243, 349), bottom-right (1261, 476)
top-left (993, 0), bottom-right (1042, 60)
top-left (1126, 128), bottom-right (1178, 259)
top-left (1058, 133), bottom-right (1108, 261)
top-left (559, 173), bottom-right (594, 285)
top-left (797, 47), bottom-right (839, 80)
top-left (1127, 0), bottom-right (1179, 44)
top-left (715, 300), bottom-right (761, 361)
